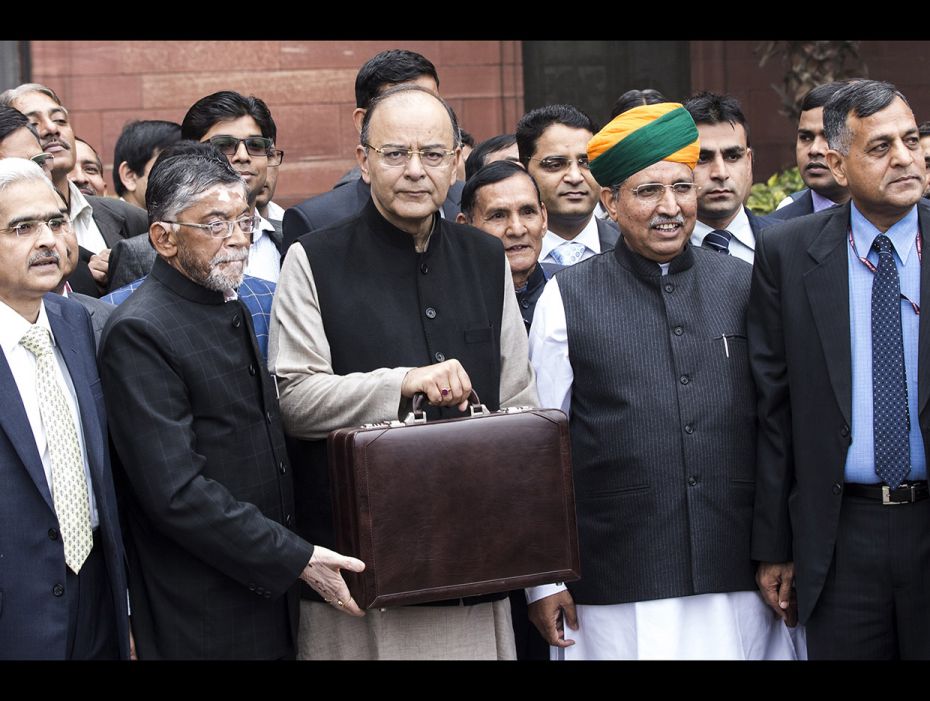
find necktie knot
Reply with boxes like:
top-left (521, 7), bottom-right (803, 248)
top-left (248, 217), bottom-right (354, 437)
top-left (703, 229), bottom-right (732, 254)
top-left (873, 234), bottom-right (894, 256)
top-left (551, 241), bottom-right (587, 266)
top-left (19, 324), bottom-right (54, 358)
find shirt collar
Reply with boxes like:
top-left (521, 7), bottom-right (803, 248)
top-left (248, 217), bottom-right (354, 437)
top-left (0, 297), bottom-right (53, 355)
top-left (539, 214), bottom-right (599, 259)
top-left (264, 201), bottom-right (285, 221)
top-left (68, 181), bottom-right (93, 221)
top-left (850, 201), bottom-right (918, 264)
top-left (253, 212), bottom-right (277, 244)
top-left (693, 207), bottom-right (753, 251)
top-left (811, 190), bottom-right (837, 212)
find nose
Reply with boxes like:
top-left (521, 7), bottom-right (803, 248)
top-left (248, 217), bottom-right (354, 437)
top-left (563, 159), bottom-right (585, 184)
top-left (34, 220), bottom-right (58, 248)
top-left (810, 134), bottom-right (828, 156)
top-left (34, 115), bottom-right (59, 138)
top-left (889, 137), bottom-right (914, 167)
top-left (403, 151), bottom-right (426, 179)
top-left (232, 140), bottom-right (252, 163)
top-left (708, 153), bottom-right (728, 182)
top-left (506, 212), bottom-right (527, 237)
top-left (656, 185), bottom-right (681, 215)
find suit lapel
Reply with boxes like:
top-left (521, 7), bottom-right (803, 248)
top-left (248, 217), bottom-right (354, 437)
top-left (918, 204), bottom-right (930, 417)
top-left (46, 298), bottom-right (107, 495)
top-left (803, 205), bottom-right (853, 425)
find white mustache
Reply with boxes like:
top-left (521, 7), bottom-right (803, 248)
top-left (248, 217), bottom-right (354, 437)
top-left (211, 250), bottom-right (249, 265)
top-left (649, 215), bottom-right (684, 227)
top-left (29, 250), bottom-right (60, 266)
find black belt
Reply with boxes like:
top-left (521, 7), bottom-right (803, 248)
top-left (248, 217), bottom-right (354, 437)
top-left (844, 481), bottom-right (929, 505)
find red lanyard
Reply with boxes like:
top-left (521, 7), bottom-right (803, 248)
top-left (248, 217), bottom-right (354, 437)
top-left (848, 226), bottom-right (921, 316)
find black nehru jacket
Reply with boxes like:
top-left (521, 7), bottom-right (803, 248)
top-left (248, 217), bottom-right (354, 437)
top-left (557, 241), bottom-right (758, 605)
top-left (290, 199), bottom-right (506, 606)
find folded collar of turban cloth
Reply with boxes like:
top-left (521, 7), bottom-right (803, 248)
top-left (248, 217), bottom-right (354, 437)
top-left (588, 103), bottom-right (700, 188)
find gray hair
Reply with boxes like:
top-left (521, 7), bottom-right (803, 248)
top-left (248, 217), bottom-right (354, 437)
top-left (359, 83), bottom-right (461, 150)
top-left (823, 79), bottom-right (909, 154)
top-left (0, 157), bottom-right (58, 197)
top-left (145, 141), bottom-right (246, 225)
top-left (0, 83), bottom-right (66, 113)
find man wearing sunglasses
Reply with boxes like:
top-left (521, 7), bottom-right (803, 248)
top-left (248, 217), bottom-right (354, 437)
top-left (527, 103), bottom-right (801, 660)
top-left (516, 104), bottom-right (619, 267)
top-left (182, 91), bottom-right (284, 284)
top-left (0, 84), bottom-right (149, 297)
top-left (98, 143), bottom-right (363, 659)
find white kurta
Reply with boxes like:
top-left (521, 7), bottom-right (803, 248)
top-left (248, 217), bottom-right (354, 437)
top-left (527, 275), bottom-right (806, 661)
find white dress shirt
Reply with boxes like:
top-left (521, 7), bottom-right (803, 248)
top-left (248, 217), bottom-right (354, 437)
top-left (0, 298), bottom-right (98, 527)
top-left (691, 207), bottom-right (756, 265)
top-left (246, 212), bottom-right (281, 283)
top-left (539, 215), bottom-right (601, 265)
top-left (264, 200), bottom-right (285, 222)
top-left (68, 181), bottom-right (108, 255)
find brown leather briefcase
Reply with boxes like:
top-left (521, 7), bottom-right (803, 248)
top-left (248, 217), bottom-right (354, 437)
top-left (328, 393), bottom-right (580, 609)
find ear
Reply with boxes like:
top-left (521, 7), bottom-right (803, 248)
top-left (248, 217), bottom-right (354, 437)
top-left (539, 201), bottom-right (548, 233)
top-left (118, 161), bottom-right (137, 193)
top-left (352, 108), bottom-right (366, 134)
top-left (825, 149), bottom-right (848, 188)
top-left (455, 212), bottom-right (468, 225)
top-left (600, 186), bottom-right (619, 221)
top-left (356, 143), bottom-right (371, 183)
top-left (746, 146), bottom-right (754, 177)
top-left (149, 222), bottom-right (177, 259)
top-left (449, 147), bottom-right (462, 188)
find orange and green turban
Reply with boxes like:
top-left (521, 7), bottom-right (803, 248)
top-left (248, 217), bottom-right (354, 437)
top-left (587, 103), bottom-right (700, 187)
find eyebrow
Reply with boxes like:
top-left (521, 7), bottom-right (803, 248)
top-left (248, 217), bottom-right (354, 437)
top-left (7, 211), bottom-right (62, 226)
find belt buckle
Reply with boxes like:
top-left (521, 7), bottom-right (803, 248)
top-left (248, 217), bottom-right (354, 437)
top-left (882, 484), bottom-right (915, 505)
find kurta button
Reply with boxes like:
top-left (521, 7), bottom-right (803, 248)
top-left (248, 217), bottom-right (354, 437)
top-left (52, 584), bottom-right (64, 597)
top-left (232, 314), bottom-right (241, 328)
top-left (264, 591), bottom-right (271, 599)
top-left (688, 476), bottom-right (698, 486)
top-left (684, 424), bottom-right (694, 434)
top-left (664, 283), bottom-right (675, 293)
top-left (278, 460), bottom-right (286, 474)
top-left (425, 307), bottom-right (437, 319)
top-left (48, 528), bottom-right (58, 540)
top-left (249, 584), bottom-right (256, 591)
top-left (420, 263), bottom-right (429, 274)
top-left (249, 363), bottom-right (257, 376)
top-left (521, 299), bottom-right (530, 309)
top-left (673, 326), bottom-right (683, 336)
top-left (434, 352), bottom-right (445, 362)
top-left (680, 375), bottom-right (690, 385)
top-left (840, 424), bottom-right (849, 437)
top-left (833, 482), bottom-right (842, 495)
top-left (285, 514), bottom-right (292, 527)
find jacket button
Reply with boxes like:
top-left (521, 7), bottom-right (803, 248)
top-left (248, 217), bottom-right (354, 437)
top-left (684, 424), bottom-right (694, 434)
top-left (249, 363), bottom-right (257, 376)
top-left (673, 326), bottom-right (683, 336)
top-left (264, 591), bottom-right (272, 599)
top-left (420, 263), bottom-right (429, 274)
top-left (425, 307), bottom-right (437, 319)
top-left (52, 583), bottom-right (64, 597)
top-left (664, 283), bottom-right (675, 293)
top-left (833, 482), bottom-right (843, 495)
top-left (232, 314), bottom-right (241, 328)
top-left (521, 299), bottom-right (530, 309)
top-left (840, 424), bottom-right (850, 437)
top-left (688, 476), bottom-right (698, 486)
top-left (48, 528), bottom-right (58, 540)
top-left (434, 351), bottom-right (445, 362)
top-left (249, 583), bottom-right (256, 591)
top-left (680, 375), bottom-right (690, 385)
top-left (278, 460), bottom-right (286, 475)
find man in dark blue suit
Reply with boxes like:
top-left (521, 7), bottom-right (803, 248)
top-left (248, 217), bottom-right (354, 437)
top-left (282, 49), bottom-right (464, 251)
top-left (0, 158), bottom-right (129, 659)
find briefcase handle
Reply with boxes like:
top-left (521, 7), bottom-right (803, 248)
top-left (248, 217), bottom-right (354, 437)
top-left (407, 390), bottom-right (489, 423)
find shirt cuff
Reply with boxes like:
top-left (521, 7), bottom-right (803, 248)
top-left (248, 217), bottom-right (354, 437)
top-left (525, 582), bottom-right (567, 604)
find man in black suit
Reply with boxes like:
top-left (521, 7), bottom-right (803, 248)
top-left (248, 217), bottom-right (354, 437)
top-left (98, 143), bottom-right (364, 660)
top-left (750, 80), bottom-right (930, 659)
top-left (282, 49), bottom-right (464, 250)
top-left (0, 158), bottom-right (129, 659)
top-left (771, 82), bottom-right (851, 221)
top-left (516, 104), bottom-right (619, 267)
top-left (0, 84), bottom-right (148, 297)
top-left (684, 92), bottom-right (775, 263)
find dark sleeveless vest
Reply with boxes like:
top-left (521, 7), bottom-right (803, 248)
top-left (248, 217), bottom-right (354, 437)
top-left (556, 240), bottom-right (758, 605)
top-left (291, 200), bottom-right (506, 605)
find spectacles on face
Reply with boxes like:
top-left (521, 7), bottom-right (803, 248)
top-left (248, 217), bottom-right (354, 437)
top-left (363, 144), bottom-right (456, 169)
top-left (162, 214), bottom-right (258, 239)
top-left (0, 215), bottom-right (72, 238)
top-left (31, 152), bottom-right (54, 169)
top-left (268, 149), bottom-right (284, 167)
top-left (208, 136), bottom-right (281, 165)
top-left (529, 155), bottom-right (591, 173)
top-left (623, 182), bottom-right (697, 202)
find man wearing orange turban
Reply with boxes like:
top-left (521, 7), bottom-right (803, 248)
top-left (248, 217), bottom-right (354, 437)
top-left (525, 103), bottom-right (804, 660)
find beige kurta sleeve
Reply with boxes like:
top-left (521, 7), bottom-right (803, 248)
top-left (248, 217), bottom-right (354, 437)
top-left (498, 258), bottom-right (539, 408)
top-left (268, 244), bottom-right (413, 440)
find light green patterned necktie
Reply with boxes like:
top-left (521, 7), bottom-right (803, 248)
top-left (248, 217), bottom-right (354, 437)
top-left (20, 324), bottom-right (93, 574)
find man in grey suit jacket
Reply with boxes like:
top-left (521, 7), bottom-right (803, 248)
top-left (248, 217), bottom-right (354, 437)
top-left (516, 104), bottom-right (619, 268)
top-left (283, 49), bottom-right (465, 251)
